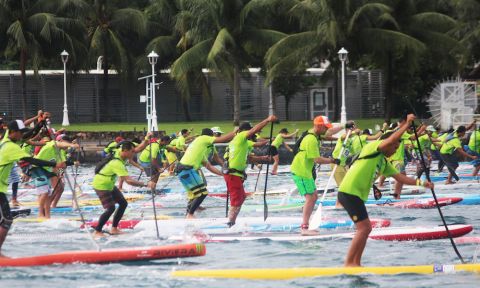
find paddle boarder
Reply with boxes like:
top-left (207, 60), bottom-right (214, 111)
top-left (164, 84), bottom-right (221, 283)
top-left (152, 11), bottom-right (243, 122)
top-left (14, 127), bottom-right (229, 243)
top-left (291, 116), bottom-right (342, 235)
top-left (176, 128), bottom-right (237, 218)
top-left (0, 120), bottom-right (68, 255)
top-left (337, 114), bottom-right (434, 267)
top-left (270, 128), bottom-right (298, 175)
top-left (92, 141), bottom-right (155, 237)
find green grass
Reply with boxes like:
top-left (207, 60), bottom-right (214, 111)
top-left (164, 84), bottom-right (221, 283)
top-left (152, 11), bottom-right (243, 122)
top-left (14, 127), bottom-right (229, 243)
top-left (54, 119), bottom-right (384, 136)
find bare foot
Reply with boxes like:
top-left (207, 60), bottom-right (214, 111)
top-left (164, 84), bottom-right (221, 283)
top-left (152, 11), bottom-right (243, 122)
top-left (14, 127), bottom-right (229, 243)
top-left (301, 229), bottom-right (319, 236)
top-left (10, 200), bottom-right (20, 207)
top-left (197, 206), bottom-right (206, 211)
top-left (0, 252), bottom-right (10, 258)
top-left (110, 228), bottom-right (124, 235)
top-left (94, 231), bottom-right (108, 238)
top-left (186, 213), bottom-right (196, 219)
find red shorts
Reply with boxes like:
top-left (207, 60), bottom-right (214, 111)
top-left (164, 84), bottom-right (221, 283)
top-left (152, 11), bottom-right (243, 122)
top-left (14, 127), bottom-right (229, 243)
top-left (223, 174), bottom-right (246, 207)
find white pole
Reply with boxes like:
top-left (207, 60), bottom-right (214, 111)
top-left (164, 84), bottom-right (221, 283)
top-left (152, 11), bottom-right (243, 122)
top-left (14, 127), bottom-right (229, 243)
top-left (146, 79), bottom-right (151, 132)
top-left (61, 53), bottom-right (70, 126)
top-left (151, 63), bottom-right (158, 132)
top-left (340, 58), bottom-right (347, 124)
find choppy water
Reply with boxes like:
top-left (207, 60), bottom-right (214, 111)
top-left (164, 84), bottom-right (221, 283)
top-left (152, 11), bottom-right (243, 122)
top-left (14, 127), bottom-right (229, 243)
top-left (2, 164), bottom-right (480, 287)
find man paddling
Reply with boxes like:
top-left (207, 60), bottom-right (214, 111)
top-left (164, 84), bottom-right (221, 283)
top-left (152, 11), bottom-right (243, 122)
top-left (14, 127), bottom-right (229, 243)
top-left (291, 116), bottom-right (342, 235)
top-left (92, 141), bottom-right (155, 237)
top-left (0, 120), bottom-right (67, 255)
top-left (176, 128), bottom-right (237, 218)
top-left (337, 114), bottom-right (434, 267)
top-left (223, 116), bottom-right (277, 227)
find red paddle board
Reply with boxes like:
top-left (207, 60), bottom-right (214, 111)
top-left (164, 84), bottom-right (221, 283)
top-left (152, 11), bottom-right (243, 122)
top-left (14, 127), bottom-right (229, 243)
top-left (0, 243), bottom-right (206, 267)
top-left (377, 197), bottom-right (463, 209)
top-left (81, 219), bottom-right (141, 229)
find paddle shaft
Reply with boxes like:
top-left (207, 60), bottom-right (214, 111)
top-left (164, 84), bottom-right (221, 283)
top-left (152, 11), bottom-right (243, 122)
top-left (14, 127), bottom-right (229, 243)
top-left (45, 125), bottom-right (100, 251)
top-left (148, 132), bottom-right (161, 239)
top-left (411, 121), bottom-right (465, 263)
top-left (403, 96), bottom-right (459, 181)
top-left (310, 129), bottom-right (351, 230)
top-left (263, 122), bottom-right (275, 221)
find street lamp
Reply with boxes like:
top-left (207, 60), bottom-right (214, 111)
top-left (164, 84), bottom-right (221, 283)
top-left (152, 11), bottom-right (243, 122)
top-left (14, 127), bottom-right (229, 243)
top-left (338, 47), bottom-right (348, 124)
top-left (148, 51), bottom-right (159, 132)
top-left (61, 50), bottom-right (69, 126)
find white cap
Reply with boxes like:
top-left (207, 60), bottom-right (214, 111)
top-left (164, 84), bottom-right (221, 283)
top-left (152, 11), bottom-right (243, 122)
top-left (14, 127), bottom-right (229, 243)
top-left (211, 126), bottom-right (224, 134)
top-left (426, 125), bottom-right (436, 132)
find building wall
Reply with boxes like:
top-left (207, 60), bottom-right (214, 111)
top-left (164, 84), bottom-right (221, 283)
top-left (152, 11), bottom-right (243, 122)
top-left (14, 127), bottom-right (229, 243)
top-left (0, 69), bottom-right (384, 123)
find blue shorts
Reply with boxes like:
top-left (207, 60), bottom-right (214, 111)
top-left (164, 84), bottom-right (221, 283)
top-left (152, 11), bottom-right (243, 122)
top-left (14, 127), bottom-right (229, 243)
top-left (139, 160), bottom-right (156, 177)
top-left (31, 168), bottom-right (52, 195)
top-left (464, 145), bottom-right (480, 167)
top-left (8, 164), bottom-right (20, 184)
top-left (177, 169), bottom-right (207, 200)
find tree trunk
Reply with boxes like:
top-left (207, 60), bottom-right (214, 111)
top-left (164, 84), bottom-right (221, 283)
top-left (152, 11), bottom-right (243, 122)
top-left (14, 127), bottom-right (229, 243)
top-left (20, 50), bottom-right (27, 119)
top-left (385, 53), bottom-right (393, 120)
top-left (233, 65), bottom-right (241, 125)
top-left (182, 98), bottom-right (192, 121)
top-left (285, 97), bottom-right (290, 121)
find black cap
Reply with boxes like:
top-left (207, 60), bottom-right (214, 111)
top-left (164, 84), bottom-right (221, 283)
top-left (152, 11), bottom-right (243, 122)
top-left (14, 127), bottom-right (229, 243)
top-left (239, 121), bottom-right (253, 131)
top-left (7, 120), bottom-right (29, 132)
top-left (201, 128), bottom-right (214, 136)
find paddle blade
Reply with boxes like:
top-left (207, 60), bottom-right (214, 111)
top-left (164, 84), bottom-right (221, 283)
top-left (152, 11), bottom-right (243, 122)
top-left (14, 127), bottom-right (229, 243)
top-left (309, 203), bottom-right (323, 230)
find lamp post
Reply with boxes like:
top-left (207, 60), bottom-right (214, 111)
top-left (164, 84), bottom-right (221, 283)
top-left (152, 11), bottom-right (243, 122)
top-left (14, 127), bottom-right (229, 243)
top-left (148, 51), bottom-right (159, 132)
top-left (61, 50), bottom-right (69, 126)
top-left (338, 47), bottom-right (348, 124)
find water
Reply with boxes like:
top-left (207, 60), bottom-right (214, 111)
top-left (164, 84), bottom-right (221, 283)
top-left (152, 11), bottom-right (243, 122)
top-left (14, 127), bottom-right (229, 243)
top-left (2, 164), bottom-right (480, 287)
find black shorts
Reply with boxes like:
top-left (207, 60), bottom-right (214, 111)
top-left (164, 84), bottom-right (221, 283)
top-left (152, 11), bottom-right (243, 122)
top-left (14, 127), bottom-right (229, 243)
top-left (95, 187), bottom-right (126, 209)
top-left (269, 146), bottom-right (279, 156)
top-left (0, 193), bottom-right (12, 229)
top-left (338, 192), bottom-right (368, 223)
top-left (441, 153), bottom-right (459, 170)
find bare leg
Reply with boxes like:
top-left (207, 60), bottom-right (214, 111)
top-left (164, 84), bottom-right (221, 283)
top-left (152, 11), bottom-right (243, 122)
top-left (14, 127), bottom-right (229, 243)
top-left (227, 206), bottom-right (242, 226)
top-left (272, 155), bottom-right (279, 175)
top-left (0, 227), bottom-right (8, 255)
top-left (38, 193), bottom-right (47, 218)
top-left (377, 175), bottom-right (386, 188)
top-left (302, 192), bottom-right (318, 227)
top-left (393, 172), bottom-right (405, 199)
top-left (345, 218), bottom-right (372, 267)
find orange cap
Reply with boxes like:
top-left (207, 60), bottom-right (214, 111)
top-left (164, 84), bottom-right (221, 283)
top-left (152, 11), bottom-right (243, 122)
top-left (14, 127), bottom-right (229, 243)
top-left (313, 116), bottom-right (333, 128)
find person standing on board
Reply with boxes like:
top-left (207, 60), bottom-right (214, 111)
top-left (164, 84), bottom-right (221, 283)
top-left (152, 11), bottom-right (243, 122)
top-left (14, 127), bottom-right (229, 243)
top-left (270, 128), bottom-right (298, 175)
top-left (223, 116), bottom-right (277, 227)
top-left (338, 114), bottom-right (434, 267)
top-left (0, 120), bottom-right (68, 255)
top-left (176, 128), bottom-right (236, 218)
top-left (291, 116), bottom-right (342, 235)
top-left (92, 141), bottom-right (155, 237)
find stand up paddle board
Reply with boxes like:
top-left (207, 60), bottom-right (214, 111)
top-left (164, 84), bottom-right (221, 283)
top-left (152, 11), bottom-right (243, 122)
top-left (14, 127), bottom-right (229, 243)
top-left (0, 243), bottom-right (205, 267)
top-left (178, 224), bottom-right (472, 242)
top-left (171, 263), bottom-right (480, 279)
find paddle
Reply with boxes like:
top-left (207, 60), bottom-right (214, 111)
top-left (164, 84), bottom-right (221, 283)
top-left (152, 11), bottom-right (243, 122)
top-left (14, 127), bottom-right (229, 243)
top-left (45, 122), bottom-right (100, 251)
top-left (263, 122), bottom-right (275, 221)
top-left (309, 129), bottom-right (352, 230)
top-left (148, 130), bottom-right (161, 239)
top-left (411, 121), bottom-right (465, 263)
top-left (137, 170), bottom-right (143, 181)
top-left (254, 164), bottom-right (263, 192)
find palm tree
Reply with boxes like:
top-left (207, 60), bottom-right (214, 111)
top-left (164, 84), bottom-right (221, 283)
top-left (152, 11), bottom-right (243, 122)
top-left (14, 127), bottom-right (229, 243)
top-left (170, 0), bottom-right (285, 125)
top-left (265, 0), bottom-right (457, 119)
top-left (84, 0), bottom-right (147, 121)
top-left (0, 0), bottom-right (85, 118)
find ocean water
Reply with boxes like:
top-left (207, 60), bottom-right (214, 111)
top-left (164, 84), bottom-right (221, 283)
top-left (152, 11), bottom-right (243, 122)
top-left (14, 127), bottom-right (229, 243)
top-left (2, 164), bottom-right (480, 287)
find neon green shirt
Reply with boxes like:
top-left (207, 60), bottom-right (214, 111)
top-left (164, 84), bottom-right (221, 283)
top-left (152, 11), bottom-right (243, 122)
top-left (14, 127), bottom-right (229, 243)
top-left (92, 158), bottom-right (129, 191)
top-left (0, 138), bottom-right (30, 193)
top-left (176, 135), bottom-right (186, 151)
top-left (339, 141), bottom-right (398, 201)
top-left (468, 130), bottom-right (480, 153)
top-left (139, 142), bottom-right (160, 163)
top-left (35, 141), bottom-right (66, 172)
top-left (228, 131), bottom-right (250, 177)
top-left (388, 131), bottom-right (412, 162)
top-left (104, 141), bottom-right (117, 154)
top-left (349, 134), bottom-right (368, 156)
top-left (440, 133), bottom-right (462, 155)
top-left (180, 135), bottom-right (215, 170)
top-left (271, 134), bottom-right (284, 149)
top-left (290, 130), bottom-right (320, 179)
top-left (332, 133), bottom-right (353, 166)
top-left (430, 132), bottom-right (439, 150)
